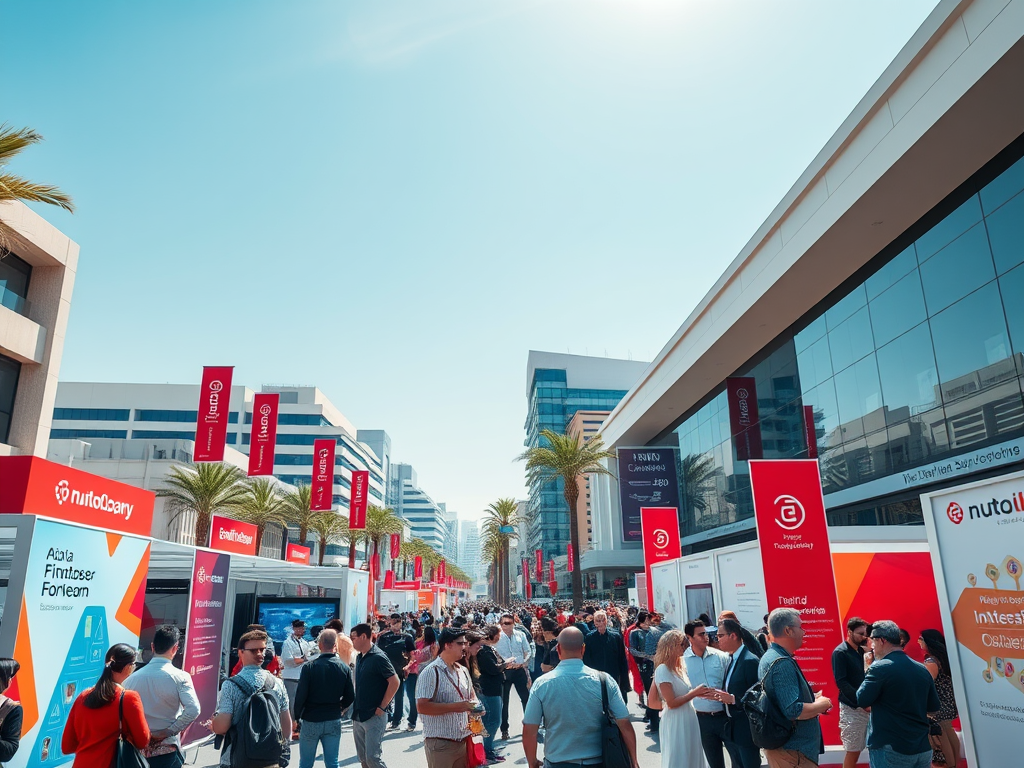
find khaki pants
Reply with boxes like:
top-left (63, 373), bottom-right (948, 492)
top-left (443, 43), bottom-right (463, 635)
top-left (424, 737), bottom-right (466, 768)
top-left (765, 748), bottom-right (818, 767)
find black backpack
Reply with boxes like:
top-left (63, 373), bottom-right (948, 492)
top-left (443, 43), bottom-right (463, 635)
top-left (599, 673), bottom-right (632, 768)
top-left (740, 657), bottom-right (798, 750)
top-left (225, 672), bottom-right (285, 768)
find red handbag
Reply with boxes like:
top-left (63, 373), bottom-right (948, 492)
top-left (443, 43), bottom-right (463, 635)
top-left (465, 735), bottom-right (485, 768)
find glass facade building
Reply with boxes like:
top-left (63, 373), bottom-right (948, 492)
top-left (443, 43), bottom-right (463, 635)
top-left (651, 136), bottom-right (1024, 551)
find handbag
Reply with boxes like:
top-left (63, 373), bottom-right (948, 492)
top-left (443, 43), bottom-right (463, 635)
top-left (740, 657), bottom-right (797, 750)
top-left (465, 735), bottom-right (486, 768)
top-left (599, 674), bottom-right (632, 768)
top-left (115, 691), bottom-right (150, 768)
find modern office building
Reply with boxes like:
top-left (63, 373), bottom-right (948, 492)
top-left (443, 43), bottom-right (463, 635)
top-left (524, 351), bottom-right (647, 563)
top-left (589, 0), bottom-right (1024, 581)
top-left (441, 505), bottom-right (459, 564)
top-left (0, 202), bottom-right (78, 457)
top-left (51, 383), bottom-right (387, 511)
top-left (357, 429), bottom-right (393, 505)
top-left (459, 519), bottom-right (482, 582)
top-left (565, 410), bottom-right (610, 555)
top-left (392, 462), bottom-right (449, 551)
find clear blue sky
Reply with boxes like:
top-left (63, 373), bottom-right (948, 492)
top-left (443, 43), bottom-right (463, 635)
top-left (5, 0), bottom-right (939, 523)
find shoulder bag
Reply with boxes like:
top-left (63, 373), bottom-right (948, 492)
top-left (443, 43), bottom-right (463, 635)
top-left (115, 691), bottom-right (150, 768)
top-left (740, 657), bottom-right (798, 750)
top-left (429, 665), bottom-right (485, 768)
top-left (600, 674), bottom-right (632, 768)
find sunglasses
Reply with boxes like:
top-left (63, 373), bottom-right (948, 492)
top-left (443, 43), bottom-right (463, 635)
top-left (243, 647), bottom-right (267, 655)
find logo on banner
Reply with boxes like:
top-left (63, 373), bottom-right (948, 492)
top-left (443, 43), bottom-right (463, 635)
top-left (943, 490), bottom-right (1024, 524)
top-left (55, 480), bottom-right (70, 505)
top-left (205, 380), bottom-right (224, 422)
top-left (50, 479), bottom-right (136, 519)
top-left (653, 529), bottom-right (670, 549)
top-left (774, 494), bottom-right (806, 531)
top-left (197, 566), bottom-right (207, 584)
top-left (947, 502), bottom-right (964, 525)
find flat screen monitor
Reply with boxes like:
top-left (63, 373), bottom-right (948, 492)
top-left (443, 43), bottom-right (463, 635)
top-left (256, 597), bottom-right (339, 649)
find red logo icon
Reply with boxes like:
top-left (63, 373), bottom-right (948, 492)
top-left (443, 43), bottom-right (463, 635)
top-left (947, 502), bottom-right (964, 525)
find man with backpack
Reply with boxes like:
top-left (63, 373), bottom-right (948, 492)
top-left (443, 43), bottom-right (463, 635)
top-left (211, 629), bottom-right (291, 768)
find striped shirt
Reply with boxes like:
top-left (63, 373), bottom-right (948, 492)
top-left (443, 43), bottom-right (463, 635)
top-left (415, 657), bottom-right (473, 741)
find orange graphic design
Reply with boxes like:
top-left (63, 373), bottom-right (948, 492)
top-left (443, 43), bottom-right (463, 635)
top-left (114, 543), bottom-right (151, 636)
top-left (11, 597), bottom-right (37, 735)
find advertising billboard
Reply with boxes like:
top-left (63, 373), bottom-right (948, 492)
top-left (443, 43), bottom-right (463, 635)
top-left (195, 366), bottom-right (233, 462)
top-left (247, 393), bottom-right (279, 476)
top-left (617, 447), bottom-right (680, 543)
top-left (641, 507), bottom-right (682, 610)
top-left (210, 515), bottom-right (257, 556)
top-left (181, 550), bottom-right (230, 747)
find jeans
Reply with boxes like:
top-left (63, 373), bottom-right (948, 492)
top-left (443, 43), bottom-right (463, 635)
top-left (390, 676), bottom-right (408, 727)
top-left (500, 668), bottom-right (530, 732)
top-left (868, 746), bottom-right (932, 768)
top-left (696, 712), bottom-right (729, 768)
top-left (638, 660), bottom-right (658, 730)
top-left (406, 673), bottom-right (419, 727)
top-left (147, 751), bottom-right (184, 768)
top-left (479, 693), bottom-right (502, 756)
top-left (353, 713), bottom-right (389, 768)
top-left (299, 719), bottom-right (342, 768)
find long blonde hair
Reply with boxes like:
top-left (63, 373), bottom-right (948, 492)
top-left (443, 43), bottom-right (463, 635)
top-left (653, 629), bottom-right (690, 680)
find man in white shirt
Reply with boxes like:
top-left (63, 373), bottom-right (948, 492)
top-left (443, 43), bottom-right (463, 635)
top-left (123, 625), bottom-right (200, 768)
top-left (415, 628), bottom-right (477, 768)
top-left (495, 613), bottom-right (532, 741)
top-left (683, 619), bottom-right (731, 768)
top-left (282, 619), bottom-right (316, 727)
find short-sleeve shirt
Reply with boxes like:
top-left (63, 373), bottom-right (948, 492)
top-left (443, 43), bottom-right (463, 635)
top-left (353, 644), bottom-right (397, 722)
top-left (759, 644), bottom-right (820, 763)
top-left (214, 667), bottom-right (289, 767)
top-left (414, 657), bottom-right (473, 740)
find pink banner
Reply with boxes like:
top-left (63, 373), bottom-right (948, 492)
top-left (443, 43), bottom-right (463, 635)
top-left (549, 559), bottom-right (555, 582)
top-left (247, 393), bottom-right (279, 476)
top-left (195, 366), bottom-right (233, 462)
top-left (310, 439), bottom-right (335, 511)
top-left (535, 549), bottom-right (543, 581)
top-left (567, 543), bottom-right (574, 572)
top-left (181, 550), bottom-right (230, 745)
top-left (349, 470), bottom-right (369, 529)
top-left (390, 533), bottom-right (401, 559)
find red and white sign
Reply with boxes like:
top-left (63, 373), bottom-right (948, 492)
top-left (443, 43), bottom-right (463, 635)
top-left (438, 559), bottom-right (446, 582)
top-left (522, 558), bottom-right (530, 591)
top-left (395, 580), bottom-right (421, 590)
top-left (0, 455), bottom-right (154, 537)
top-left (390, 533), bottom-right (401, 559)
top-left (195, 366), bottom-right (234, 462)
top-left (414, 556), bottom-right (422, 579)
top-left (641, 507), bottom-right (682, 610)
top-left (727, 377), bottom-right (763, 461)
top-left (310, 439), bottom-right (336, 511)
top-left (751, 459), bottom-right (842, 745)
top-left (535, 549), bottom-right (543, 581)
top-left (285, 543), bottom-right (310, 564)
top-left (210, 514), bottom-right (258, 556)
top-left (567, 543), bottom-right (574, 572)
top-left (349, 470), bottom-right (369, 529)
top-left (803, 405), bottom-right (818, 459)
top-left (383, 570), bottom-right (395, 589)
top-left (371, 552), bottom-right (380, 582)
top-left (247, 393), bottom-right (279, 476)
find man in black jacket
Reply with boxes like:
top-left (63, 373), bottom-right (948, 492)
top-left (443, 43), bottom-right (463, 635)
top-left (832, 616), bottom-right (870, 768)
top-left (376, 614), bottom-right (416, 730)
top-left (581, 610), bottom-right (630, 701)
top-left (714, 618), bottom-right (761, 768)
top-left (293, 629), bottom-right (356, 768)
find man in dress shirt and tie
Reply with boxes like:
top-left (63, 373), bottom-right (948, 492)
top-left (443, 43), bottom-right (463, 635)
top-left (714, 618), bottom-right (762, 768)
top-left (683, 619), bottom-right (732, 768)
top-left (495, 612), bottom-right (532, 741)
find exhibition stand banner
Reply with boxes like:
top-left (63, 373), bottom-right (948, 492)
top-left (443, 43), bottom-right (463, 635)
top-left (641, 507), bottom-right (681, 611)
top-left (247, 393), bottom-right (279, 476)
top-left (726, 377), bottom-right (763, 460)
top-left (210, 515), bottom-right (257, 555)
top-left (617, 447), bottom-right (680, 542)
top-left (345, 569), bottom-right (370, 631)
top-left (310, 439), bottom-right (336, 512)
top-left (181, 550), bottom-right (230, 747)
top-left (8, 519), bottom-right (151, 768)
top-left (286, 543), bottom-right (310, 564)
top-left (921, 470), bottom-right (1024, 768)
top-left (195, 366), bottom-right (233, 462)
top-left (649, 560), bottom-right (682, 626)
top-left (349, 470), bottom-right (369, 528)
top-left (750, 459), bottom-right (842, 746)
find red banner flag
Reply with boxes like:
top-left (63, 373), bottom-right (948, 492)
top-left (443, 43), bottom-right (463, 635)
top-left (371, 552), bottom-right (381, 582)
top-left (641, 506), bottom-right (682, 611)
top-left (310, 439), bottom-right (336, 511)
top-left (438, 559), bottom-right (446, 582)
top-left (567, 543), bottom-right (574, 572)
top-left (210, 514), bottom-right (257, 555)
top-left (548, 580), bottom-right (558, 595)
top-left (522, 558), bottom-right (530, 593)
top-left (195, 366), bottom-right (233, 462)
top-left (414, 556), bottom-right (422, 579)
top-left (349, 470), bottom-right (369, 529)
top-left (548, 559), bottom-right (555, 582)
top-left (751, 459), bottom-right (843, 746)
top-left (535, 549), bottom-right (542, 581)
top-left (525, 578), bottom-right (532, 599)
top-left (390, 533), bottom-right (401, 559)
top-left (383, 569), bottom-right (395, 589)
top-left (247, 393), bottom-right (279, 476)
top-left (285, 543), bottom-right (310, 564)
top-left (727, 377), bottom-right (763, 461)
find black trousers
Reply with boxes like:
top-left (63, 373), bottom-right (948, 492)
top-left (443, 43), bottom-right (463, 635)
top-left (696, 712), bottom-right (729, 768)
top-left (638, 660), bottom-right (658, 729)
top-left (389, 675), bottom-right (408, 727)
top-left (500, 667), bottom-right (530, 732)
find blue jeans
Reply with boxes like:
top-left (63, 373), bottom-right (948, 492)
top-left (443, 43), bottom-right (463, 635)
top-left (406, 673), bottom-right (419, 727)
top-left (480, 693), bottom-right (502, 757)
top-left (299, 718), bottom-right (342, 768)
top-left (868, 746), bottom-right (932, 768)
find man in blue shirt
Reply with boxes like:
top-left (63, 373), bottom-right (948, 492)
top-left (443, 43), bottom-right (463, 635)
top-left (758, 608), bottom-right (832, 767)
top-left (522, 627), bottom-right (639, 768)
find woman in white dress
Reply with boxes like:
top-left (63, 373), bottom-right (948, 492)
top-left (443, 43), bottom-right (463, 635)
top-left (654, 629), bottom-right (710, 767)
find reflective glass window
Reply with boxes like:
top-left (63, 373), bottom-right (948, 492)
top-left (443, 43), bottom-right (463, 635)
top-left (916, 195), bottom-right (982, 262)
top-left (875, 323), bottom-right (940, 424)
top-left (981, 155), bottom-right (1024, 214)
top-left (886, 407), bottom-right (948, 472)
top-left (0, 252), bottom-right (31, 303)
top-left (802, 381), bottom-right (840, 452)
top-left (0, 354), bottom-right (17, 443)
top-left (868, 270), bottom-right (927, 347)
top-left (796, 336), bottom-right (833, 390)
top-left (825, 285), bottom-right (867, 331)
top-left (919, 223), bottom-right (994, 314)
top-left (794, 315), bottom-right (826, 354)
top-left (930, 283), bottom-right (1012, 398)
top-left (1001, 264), bottom-right (1024, 370)
top-left (833, 354), bottom-right (883, 439)
top-left (828, 307), bottom-right (874, 373)
top-left (985, 191), bottom-right (1024, 275)
top-left (866, 245), bottom-right (918, 300)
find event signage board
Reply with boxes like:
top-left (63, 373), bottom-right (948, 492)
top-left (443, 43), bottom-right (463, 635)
top-left (349, 470), bottom-right (369, 528)
top-left (535, 549), bottom-right (542, 581)
top-left (8, 519), bottom-right (151, 768)
top-left (726, 377), bottom-right (763, 461)
top-left (641, 507), bottom-right (682, 612)
top-left (195, 366), bottom-right (233, 462)
top-left (750, 459), bottom-right (843, 746)
top-left (0, 456), bottom-right (155, 537)
top-left (344, 569), bottom-right (370, 634)
top-left (209, 514), bottom-right (257, 555)
top-left (650, 559), bottom-right (682, 626)
top-left (285, 543), bottom-right (310, 564)
top-left (247, 393), bottom-right (279, 476)
top-left (310, 439), bottom-right (336, 512)
top-left (617, 447), bottom-right (680, 543)
top-left (921, 469), bottom-right (1024, 768)
top-left (181, 550), bottom-right (230, 746)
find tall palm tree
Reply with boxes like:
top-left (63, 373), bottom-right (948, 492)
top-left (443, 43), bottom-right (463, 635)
top-left (518, 428), bottom-right (614, 610)
top-left (400, 538), bottom-right (435, 581)
top-left (157, 462), bottom-right (247, 547)
top-left (281, 484), bottom-right (316, 546)
top-left (0, 125), bottom-right (74, 252)
top-left (308, 511), bottom-right (351, 566)
top-left (481, 533), bottom-right (502, 601)
top-left (230, 477), bottom-right (288, 554)
top-left (346, 504), bottom-right (404, 574)
top-left (481, 498), bottom-right (521, 606)
top-left (679, 453), bottom-right (721, 533)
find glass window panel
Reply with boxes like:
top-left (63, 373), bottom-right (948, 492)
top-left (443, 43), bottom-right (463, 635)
top-left (833, 354), bottom-right (883, 440)
top-left (916, 195), bottom-right (983, 262)
top-left (930, 282), bottom-right (1013, 399)
top-left (820, 444), bottom-right (848, 494)
top-left (886, 407), bottom-right (948, 473)
top-left (919, 223), bottom-right (995, 314)
top-left (866, 245), bottom-right (918, 300)
top-left (943, 380), bottom-right (1024, 450)
top-left (794, 315), bottom-right (827, 354)
top-left (981, 155), bottom-right (1024, 214)
top-left (985, 191), bottom-right (1024, 276)
top-left (697, 419), bottom-right (714, 454)
top-left (825, 285), bottom-right (867, 331)
top-left (875, 323), bottom-right (940, 424)
top-left (796, 336), bottom-right (833, 390)
top-left (828, 307), bottom-right (875, 373)
top-left (1001, 264), bottom-right (1024, 372)
top-left (868, 270), bottom-right (927, 347)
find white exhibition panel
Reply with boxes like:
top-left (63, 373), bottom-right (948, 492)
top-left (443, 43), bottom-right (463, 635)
top-left (714, 544), bottom-right (768, 630)
top-left (649, 560), bottom-right (683, 628)
top-left (678, 554), bottom-right (716, 624)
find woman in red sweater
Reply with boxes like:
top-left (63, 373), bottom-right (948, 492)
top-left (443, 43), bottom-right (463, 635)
top-left (62, 643), bottom-right (149, 767)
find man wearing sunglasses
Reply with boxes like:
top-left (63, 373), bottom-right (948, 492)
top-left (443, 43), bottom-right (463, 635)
top-left (495, 614), bottom-right (532, 742)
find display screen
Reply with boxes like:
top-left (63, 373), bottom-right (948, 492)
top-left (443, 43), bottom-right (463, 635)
top-left (256, 598), bottom-right (339, 644)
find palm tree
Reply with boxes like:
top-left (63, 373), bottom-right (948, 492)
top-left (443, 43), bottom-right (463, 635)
top-left (481, 498), bottom-right (521, 606)
top-left (157, 462), bottom-right (248, 547)
top-left (346, 504), bottom-right (404, 575)
top-left (400, 538), bottom-right (435, 580)
top-left (229, 477), bottom-right (288, 554)
top-left (679, 453), bottom-right (721, 533)
top-left (308, 511), bottom-right (351, 566)
top-left (281, 484), bottom-right (316, 546)
top-left (518, 428), bottom-right (614, 610)
top-left (0, 125), bottom-right (74, 253)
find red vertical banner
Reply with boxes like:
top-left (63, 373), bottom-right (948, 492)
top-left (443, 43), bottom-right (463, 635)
top-left (438, 559), bottom-right (446, 583)
top-left (181, 550), bottom-right (230, 745)
top-left (390, 533), bottom-right (401, 559)
top-left (414, 556), bottom-right (422, 579)
top-left (247, 393), bottom-right (279, 476)
top-left (641, 507), bottom-right (682, 610)
top-left (803, 405), bottom-right (818, 459)
top-left (195, 366), bottom-right (233, 462)
top-left (548, 559), bottom-right (555, 582)
top-left (535, 549), bottom-right (543, 581)
top-left (525, 578), bottom-right (532, 599)
top-left (383, 569), bottom-right (395, 589)
top-left (567, 543), bottom-right (574, 572)
top-left (548, 580), bottom-right (558, 594)
top-left (522, 558), bottom-right (530, 595)
top-left (371, 552), bottom-right (380, 582)
top-left (349, 469), bottom-right (369, 529)
top-left (750, 459), bottom-right (842, 746)
top-left (726, 377), bottom-right (763, 461)
top-left (310, 439), bottom-right (336, 511)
